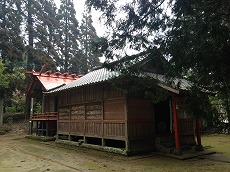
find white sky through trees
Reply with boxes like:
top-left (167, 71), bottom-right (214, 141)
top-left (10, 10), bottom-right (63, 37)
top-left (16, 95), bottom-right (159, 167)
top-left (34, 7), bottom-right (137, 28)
top-left (55, 0), bottom-right (105, 37)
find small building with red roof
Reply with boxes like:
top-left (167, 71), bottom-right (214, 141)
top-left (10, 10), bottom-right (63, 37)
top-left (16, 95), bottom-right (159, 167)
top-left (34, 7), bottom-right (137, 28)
top-left (26, 64), bottom-right (82, 136)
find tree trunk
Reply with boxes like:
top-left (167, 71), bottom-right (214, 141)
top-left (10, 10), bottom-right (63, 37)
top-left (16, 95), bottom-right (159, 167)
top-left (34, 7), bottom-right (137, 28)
top-left (27, 0), bottom-right (34, 71)
top-left (0, 96), bottom-right (4, 126)
top-left (25, 97), bottom-right (31, 120)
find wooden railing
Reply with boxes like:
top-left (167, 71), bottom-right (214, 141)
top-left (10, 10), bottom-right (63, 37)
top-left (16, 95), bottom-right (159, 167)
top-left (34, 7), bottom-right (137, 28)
top-left (32, 112), bottom-right (58, 120)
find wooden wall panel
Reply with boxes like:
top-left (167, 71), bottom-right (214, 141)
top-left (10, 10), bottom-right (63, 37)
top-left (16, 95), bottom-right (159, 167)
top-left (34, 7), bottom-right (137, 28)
top-left (86, 102), bottom-right (102, 120)
top-left (71, 104), bottom-right (84, 119)
top-left (44, 95), bottom-right (49, 112)
top-left (58, 92), bottom-right (67, 106)
top-left (56, 83), bottom-right (128, 141)
top-left (178, 118), bottom-right (194, 135)
top-left (103, 123), bottom-right (125, 138)
top-left (127, 98), bottom-right (154, 140)
top-left (59, 107), bottom-right (70, 120)
top-left (70, 122), bottom-right (84, 135)
top-left (49, 95), bottom-right (55, 112)
top-left (58, 122), bottom-right (69, 134)
top-left (44, 95), bottom-right (57, 112)
top-left (104, 83), bottom-right (125, 99)
top-left (128, 98), bottom-right (153, 120)
top-left (85, 122), bottom-right (102, 136)
top-left (70, 88), bottom-right (85, 104)
top-left (85, 84), bottom-right (103, 102)
top-left (128, 122), bottom-right (154, 138)
top-left (104, 98), bottom-right (125, 120)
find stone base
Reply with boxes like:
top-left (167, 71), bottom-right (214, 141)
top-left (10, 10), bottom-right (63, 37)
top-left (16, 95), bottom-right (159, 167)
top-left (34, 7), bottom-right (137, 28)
top-left (195, 144), bottom-right (204, 151)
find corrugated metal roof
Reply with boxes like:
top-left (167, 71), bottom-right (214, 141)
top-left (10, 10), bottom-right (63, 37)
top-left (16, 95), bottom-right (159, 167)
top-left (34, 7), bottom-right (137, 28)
top-left (49, 68), bottom-right (119, 93)
top-left (48, 68), bottom-right (191, 93)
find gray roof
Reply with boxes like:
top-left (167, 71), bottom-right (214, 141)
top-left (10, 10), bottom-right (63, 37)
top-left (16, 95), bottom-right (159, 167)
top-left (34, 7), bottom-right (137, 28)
top-left (48, 68), bottom-right (119, 93)
top-left (48, 67), bottom-right (192, 94)
top-left (143, 72), bottom-right (192, 91)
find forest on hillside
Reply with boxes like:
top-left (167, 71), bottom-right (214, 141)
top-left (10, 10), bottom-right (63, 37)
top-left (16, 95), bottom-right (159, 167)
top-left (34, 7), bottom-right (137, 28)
top-left (0, 0), bottom-right (101, 125)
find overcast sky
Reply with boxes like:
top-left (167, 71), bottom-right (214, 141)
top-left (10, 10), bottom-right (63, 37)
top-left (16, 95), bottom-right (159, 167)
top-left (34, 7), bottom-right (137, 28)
top-left (55, 0), bottom-right (105, 37)
top-left (54, 0), bottom-right (141, 61)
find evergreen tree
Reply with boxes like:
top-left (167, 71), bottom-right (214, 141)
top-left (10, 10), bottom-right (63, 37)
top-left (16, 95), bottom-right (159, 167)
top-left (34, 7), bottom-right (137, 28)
top-left (25, 0), bottom-right (59, 118)
top-left (166, 0), bottom-right (230, 131)
top-left (34, 0), bottom-right (59, 70)
top-left (79, 8), bottom-right (101, 72)
top-left (86, 0), bottom-right (230, 130)
top-left (26, 0), bottom-right (34, 70)
top-left (0, 0), bottom-right (25, 123)
top-left (86, 0), bottom-right (167, 63)
top-left (57, 0), bottom-right (79, 73)
top-left (0, 60), bottom-right (10, 126)
top-left (0, 0), bottom-right (24, 63)
top-left (26, 0), bottom-right (58, 71)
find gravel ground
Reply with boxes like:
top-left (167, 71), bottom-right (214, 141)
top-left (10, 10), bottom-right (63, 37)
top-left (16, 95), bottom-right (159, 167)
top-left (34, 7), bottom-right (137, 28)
top-left (0, 123), bottom-right (230, 172)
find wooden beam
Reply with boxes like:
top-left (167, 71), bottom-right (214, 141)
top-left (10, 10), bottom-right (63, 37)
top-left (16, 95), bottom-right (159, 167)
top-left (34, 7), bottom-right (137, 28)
top-left (157, 83), bottom-right (180, 94)
top-left (39, 64), bottom-right (46, 75)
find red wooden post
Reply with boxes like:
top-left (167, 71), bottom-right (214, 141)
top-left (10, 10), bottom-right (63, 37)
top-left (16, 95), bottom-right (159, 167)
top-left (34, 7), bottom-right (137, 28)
top-left (172, 97), bottom-right (180, 153)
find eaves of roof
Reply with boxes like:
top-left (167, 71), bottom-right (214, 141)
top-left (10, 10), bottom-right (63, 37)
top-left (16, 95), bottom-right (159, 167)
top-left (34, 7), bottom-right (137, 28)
top-left (47, 68), bottom-right (192, 94)
top-left (47, 68), bottom-right (119, 93)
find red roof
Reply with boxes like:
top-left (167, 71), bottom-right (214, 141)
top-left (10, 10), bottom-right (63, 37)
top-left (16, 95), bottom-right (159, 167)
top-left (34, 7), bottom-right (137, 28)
top-left (26, 68), bottom-right (82, 97)
top-left (35, 72), bottom-right (78, 91)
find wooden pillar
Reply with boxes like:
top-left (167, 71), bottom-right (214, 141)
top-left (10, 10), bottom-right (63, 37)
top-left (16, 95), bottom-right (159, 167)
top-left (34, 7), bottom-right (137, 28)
top-left (46, 121), bottom-right (49, 136)
top-left (42, 121), bottom-right (44, 136)
top-left (83, 87), bottom-right (86, 143)
top-left (29, 121), bottom-right (32, 135)
top-left (36, 121), bottom-right (39, 135)
top-left (56, 119), bottom-right (59, 140)
top-left (172, 97), bottom-right (181, 154)
top-left (30, 98), bottom-right (34, 119)
top-left (195, 119), bottom-right (204, 151)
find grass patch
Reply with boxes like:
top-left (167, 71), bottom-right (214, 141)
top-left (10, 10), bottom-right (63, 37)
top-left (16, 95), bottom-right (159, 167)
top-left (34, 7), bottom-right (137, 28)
top-left (202, 134), bottom-right (230, 157)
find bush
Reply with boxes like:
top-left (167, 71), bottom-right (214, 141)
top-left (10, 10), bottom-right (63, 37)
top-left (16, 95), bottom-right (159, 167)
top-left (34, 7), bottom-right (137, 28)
top-left (0, 124), bottom-right (11, 135)
top-left (3, 113), bottom-right (25, 123)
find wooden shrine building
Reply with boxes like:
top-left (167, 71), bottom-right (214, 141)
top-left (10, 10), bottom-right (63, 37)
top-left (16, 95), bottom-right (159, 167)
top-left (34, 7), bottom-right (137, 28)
top-left (41, 67), bottom-right (202, 155)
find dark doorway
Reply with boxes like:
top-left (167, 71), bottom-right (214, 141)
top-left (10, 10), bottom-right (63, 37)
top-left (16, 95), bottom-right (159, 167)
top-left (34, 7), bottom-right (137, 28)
top-left (154, 100), bottom-right (171, 134)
